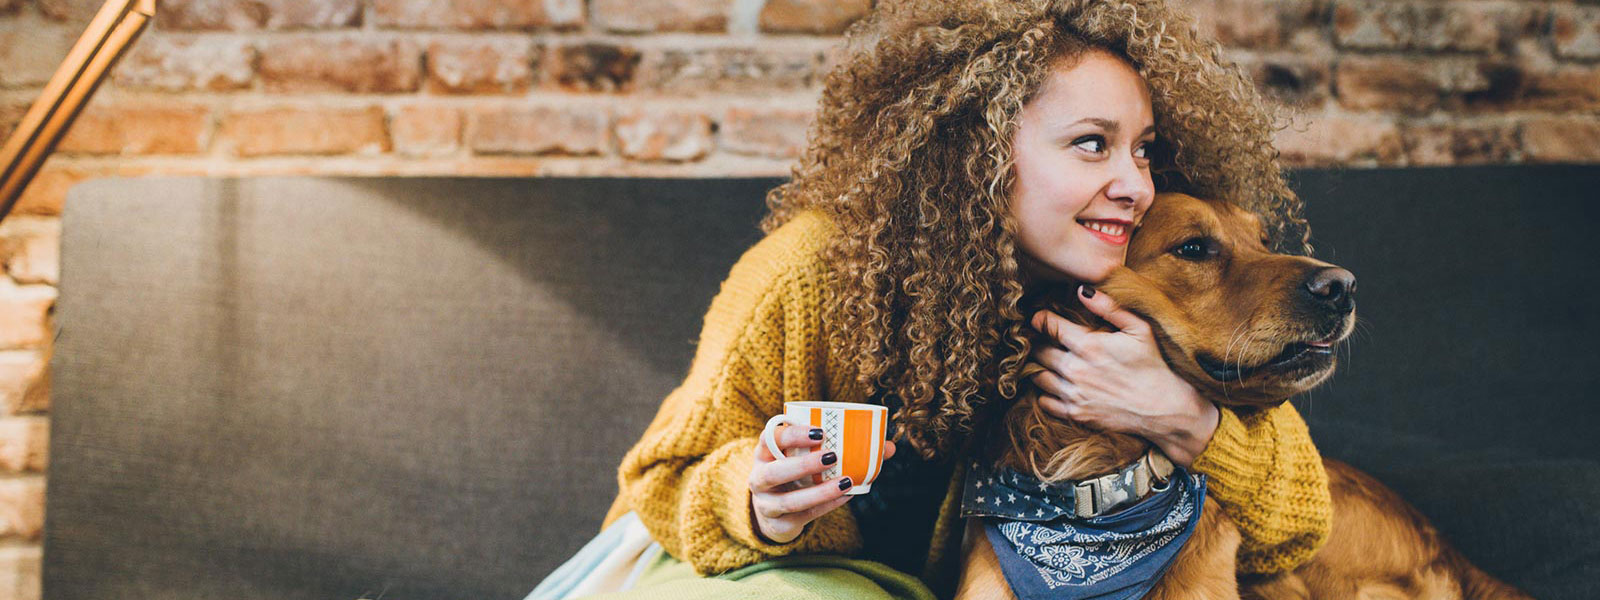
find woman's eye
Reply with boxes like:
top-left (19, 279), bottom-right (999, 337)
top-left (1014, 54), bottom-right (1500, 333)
top-left (1134, 141), bottom-right (1152, 159)
top-left (1173, 237), bottom-right (1216, 260)
top-left (1072, 135), bottom-right (1106, 153)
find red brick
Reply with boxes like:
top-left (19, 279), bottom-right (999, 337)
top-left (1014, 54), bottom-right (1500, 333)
top-left (370, 0), bottom-right (583, 31)
top-left (720, 107), bottom-right (812, 159)
top-left (614, 109), bottom-right (714, 161)
top-left (392, 105), bottom-right (462, 157)
top-left (543, 41), bottom-right (641, 93)
top-left (1511, 67), bottom-right (1600, 112)
top-left (111, 34), bottom-right (255, 92)
top-left (1335, 56), bottom-right (1444, 113)
top-left (0, 12), bottom-right (79, 88)
top-left (0, 478), bottom-right (44, 540)
top-left (1188, 0), bottom-right (1320, 49)
top-left (1520, 117), bottom-right (1600, 164)
top-left (0, 418), bottom-right (47, 472)
top-left (152, 0), bottom-right (361, 30)
top-left (0, 104), bottom-right (26, 145)
top-left (639, 44), bottom-right (825, 94)
top-left (0, 217), bottom-right (60, 286)
top-left (1552, 6), bottom-right (1600, 61)
top-left (425, 37), bottom-right (536, 95)
top-left (56, 103), bottom-right (210, 155)
top-left (217, 106), bottom-right (390, 156)
top-left (35, 0), bottom-right (103, 22)
top-left (0, 544), bottom-right (41, 600)
top-left (1274, 114), bottom-right (1403, 166)
top-left (759, 0), bottom-right (870, 35)
top-left (1237, 53), bottom-right (1332, 107)
top-left (466, 105), bottom-right (608, 156)
top-left (259, 36), bottom-right (421, 93)
top-left (0, 351), bottom-right (48, 416)
top-left (592, 0), bottom-right (733, 33)
top-left (1332, 0), bottom-right (1533, 53)
top-left (0, 282), bottom-right (53, 351)
top-left (1401, 122), bottom-right (1515, 166)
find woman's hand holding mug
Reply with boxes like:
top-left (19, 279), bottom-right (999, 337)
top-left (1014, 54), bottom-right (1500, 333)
top-left (748, 401), bottom-right (894, 544)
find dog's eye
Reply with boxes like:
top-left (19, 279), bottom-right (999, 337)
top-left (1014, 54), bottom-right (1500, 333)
top-left (1173, 237), bottom-right (1218, 260)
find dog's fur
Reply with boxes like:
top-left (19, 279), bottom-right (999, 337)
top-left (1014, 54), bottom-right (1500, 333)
top-left (955, 193), bottom-right (1529, 600)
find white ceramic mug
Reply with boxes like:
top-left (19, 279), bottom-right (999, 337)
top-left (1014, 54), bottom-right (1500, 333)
top-left (760, 401), bottom-right (889, 495)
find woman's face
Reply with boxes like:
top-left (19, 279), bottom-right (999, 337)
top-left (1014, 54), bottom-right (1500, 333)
top-left (1010, 49), bottom-right (1157, 286)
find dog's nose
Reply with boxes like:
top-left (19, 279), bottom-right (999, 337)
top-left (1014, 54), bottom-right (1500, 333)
top-left (1305, 267), bottom-right (1356, 313)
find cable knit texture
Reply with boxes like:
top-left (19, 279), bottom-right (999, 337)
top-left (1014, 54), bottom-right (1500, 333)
top-left (601, 209), bottom-right (1332, 578)
top-left (1190, 403), bottom-right (1333, 574)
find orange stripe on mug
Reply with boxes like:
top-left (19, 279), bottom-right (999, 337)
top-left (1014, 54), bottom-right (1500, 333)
top-left (843, 409), bottom-right (871, 486)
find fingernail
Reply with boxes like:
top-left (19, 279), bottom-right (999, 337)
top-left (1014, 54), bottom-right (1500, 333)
top-left (1080, 285), bottom-right (1096, 298)
top-left (809, 428), bottom-right (823, 441)
top-left (838, 477), bottom-right (853, 490)
top-left (821, 451), bottom-right (837, 465)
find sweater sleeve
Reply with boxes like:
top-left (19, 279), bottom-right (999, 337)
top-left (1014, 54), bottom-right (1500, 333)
top-left (1188, 402), bottom-right (1332, 574)
top-left (610, 213), bottom-right (864, 575)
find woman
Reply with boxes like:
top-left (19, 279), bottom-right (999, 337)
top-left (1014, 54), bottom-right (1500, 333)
top-left (533, 1), bottom-right (1329, 598)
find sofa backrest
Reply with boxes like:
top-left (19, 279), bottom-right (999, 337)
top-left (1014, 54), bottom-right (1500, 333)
top-left (47, 177), bottom-right (769, 599)
top-left (1290, 166), bottom-right (1597, 462)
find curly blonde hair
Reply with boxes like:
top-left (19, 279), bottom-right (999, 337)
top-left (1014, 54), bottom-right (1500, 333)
top-left (759, 0), bottom-right (1311, 460)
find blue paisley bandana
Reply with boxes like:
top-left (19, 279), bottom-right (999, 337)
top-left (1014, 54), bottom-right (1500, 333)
top-left (959, 460), bottom-right (1207, 600)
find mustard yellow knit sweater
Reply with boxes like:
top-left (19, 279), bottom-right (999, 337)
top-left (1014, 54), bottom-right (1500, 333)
top-left (601, 209), bottom-right (1332, 583)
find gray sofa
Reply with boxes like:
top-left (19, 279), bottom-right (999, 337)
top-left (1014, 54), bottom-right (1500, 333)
top-left (43, 168), bottom-right (1600, 599)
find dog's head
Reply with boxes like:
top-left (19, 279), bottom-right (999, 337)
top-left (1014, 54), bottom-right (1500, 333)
top-left (1093, 192), bottom-right (1356, 407)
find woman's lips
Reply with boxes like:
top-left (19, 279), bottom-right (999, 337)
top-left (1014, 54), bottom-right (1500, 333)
top-left (1078, 219), bottom-right (1131, 245)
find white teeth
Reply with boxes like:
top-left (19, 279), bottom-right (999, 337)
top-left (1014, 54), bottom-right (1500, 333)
top-left (1082, 221), bottom-right (1126, 237)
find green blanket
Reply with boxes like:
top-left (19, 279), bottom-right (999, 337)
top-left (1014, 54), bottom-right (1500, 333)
top-left (586, 551), bottom-right (939, 600)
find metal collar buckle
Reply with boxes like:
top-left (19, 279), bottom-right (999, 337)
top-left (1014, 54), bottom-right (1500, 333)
top-left (1071, 449), bottom-right (1176, 518)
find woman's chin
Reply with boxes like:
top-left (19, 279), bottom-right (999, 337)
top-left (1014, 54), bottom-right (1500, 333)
top-left (1061, 261), bottom-right (1118, 286)
top-left (1020, 252), bottom-right (1121, 287)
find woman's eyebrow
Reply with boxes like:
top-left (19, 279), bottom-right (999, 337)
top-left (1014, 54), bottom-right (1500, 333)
top-left (1069, 117), bottom-right (1118, 131)
top-left (1066, 118), bottom-right (1157, 138)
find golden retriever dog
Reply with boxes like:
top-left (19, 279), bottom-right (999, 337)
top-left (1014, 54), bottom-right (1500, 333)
top-left (955, 192), bottom-right (1529, 599)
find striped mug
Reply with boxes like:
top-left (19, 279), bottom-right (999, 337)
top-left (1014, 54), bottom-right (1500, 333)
top-left (760, 401), bottom-right (889, 495)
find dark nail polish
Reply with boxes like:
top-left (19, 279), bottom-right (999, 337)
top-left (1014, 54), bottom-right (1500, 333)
top-left (1080, 285), bottom-right (1096, 298)
top-left (821, 451), bottom-right (837, 465)
top-left (838, 477), bottom-right (853, 490)
top-left (809, 428), bottom-right (823, 441)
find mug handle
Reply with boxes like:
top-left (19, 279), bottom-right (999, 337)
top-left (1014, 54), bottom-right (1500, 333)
top-left (760, 414), bottom-right (793, 460)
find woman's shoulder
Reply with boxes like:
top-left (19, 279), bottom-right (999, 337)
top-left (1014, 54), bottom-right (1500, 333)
top-left (695, 210), bottom-right (837, 357)
top-left (759, 209), bottom-right (838, 259)
top-left (727, 209), bottom-right (838, 285)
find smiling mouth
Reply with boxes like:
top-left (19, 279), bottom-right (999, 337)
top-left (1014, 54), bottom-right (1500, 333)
top-left (1196, 342), bottom-right (1335, 382)
top-left (1078, 219), bottom-right (1130, 245)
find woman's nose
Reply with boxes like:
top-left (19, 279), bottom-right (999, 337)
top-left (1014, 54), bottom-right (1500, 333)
top-left (1105, 155), bottom-right (1154, 209)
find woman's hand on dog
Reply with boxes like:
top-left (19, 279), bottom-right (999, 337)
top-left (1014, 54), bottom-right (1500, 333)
top-left (1027, 284), bottom-right (1220, 468)
top-left (747, 424), bottom-right (897, 545)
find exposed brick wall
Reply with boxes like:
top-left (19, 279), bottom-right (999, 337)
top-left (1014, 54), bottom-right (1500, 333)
top-left (0, 0), bottom-right (1597, 597)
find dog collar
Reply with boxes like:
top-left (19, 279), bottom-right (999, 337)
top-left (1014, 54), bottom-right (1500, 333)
top-left (961, 448), bottom-right (1177, 520)
top-left (960, 455), bottom-right (1206, 600)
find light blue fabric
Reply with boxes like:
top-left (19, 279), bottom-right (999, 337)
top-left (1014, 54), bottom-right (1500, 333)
top-left (525, 513), bottom-right (662, 600)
